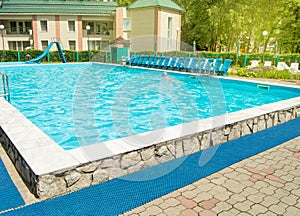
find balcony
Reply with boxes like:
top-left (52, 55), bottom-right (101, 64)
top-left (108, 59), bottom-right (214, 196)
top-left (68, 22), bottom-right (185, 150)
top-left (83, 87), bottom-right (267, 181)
top-left (5, 27), bottom-right (32, 36)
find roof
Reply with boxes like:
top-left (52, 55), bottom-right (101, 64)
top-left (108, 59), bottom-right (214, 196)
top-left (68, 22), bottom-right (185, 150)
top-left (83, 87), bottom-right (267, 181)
top-left (0, 0), bottom-right (117, 15)
top-left (127, 0), bottom-right (184, 11)
top-left (110, 36), bottom-right (130, 45)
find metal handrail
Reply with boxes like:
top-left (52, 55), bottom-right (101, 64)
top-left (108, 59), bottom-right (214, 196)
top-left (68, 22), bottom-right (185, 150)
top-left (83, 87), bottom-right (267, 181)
top-left (0, 72), bottom-right (10, 102)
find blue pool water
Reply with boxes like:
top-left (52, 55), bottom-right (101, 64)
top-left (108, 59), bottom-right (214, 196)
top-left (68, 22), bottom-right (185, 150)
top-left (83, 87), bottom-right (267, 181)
top-left (1, 63), bottom-right (300, 150)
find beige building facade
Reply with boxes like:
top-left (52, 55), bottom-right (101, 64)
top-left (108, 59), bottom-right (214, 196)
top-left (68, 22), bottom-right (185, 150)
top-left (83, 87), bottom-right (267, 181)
top-left (0, 0), bottom-right (183, 53)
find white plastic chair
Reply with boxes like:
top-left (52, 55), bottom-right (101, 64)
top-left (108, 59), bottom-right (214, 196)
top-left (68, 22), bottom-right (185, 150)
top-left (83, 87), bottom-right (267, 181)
top-left (290, 63), bottom-right (299, 73)
top-left (264, 61), bottom-right (272, 67)
top-left (250, 60), bottom-right (260, 67)
top-left (277, 62), bottom-right (290, 71)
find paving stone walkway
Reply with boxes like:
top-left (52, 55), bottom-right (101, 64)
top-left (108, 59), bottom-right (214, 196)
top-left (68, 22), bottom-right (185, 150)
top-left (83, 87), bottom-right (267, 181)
top-left (122, 136), bottom-right (300, 216)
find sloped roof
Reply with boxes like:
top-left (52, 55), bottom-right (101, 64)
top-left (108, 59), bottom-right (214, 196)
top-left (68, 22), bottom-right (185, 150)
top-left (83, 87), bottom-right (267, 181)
top-left (0, 0), bottom-right (117, 15)
top-left (110, 36), bottom-right (130, 45)
top-left (128, 0), bottom-right (184, 11)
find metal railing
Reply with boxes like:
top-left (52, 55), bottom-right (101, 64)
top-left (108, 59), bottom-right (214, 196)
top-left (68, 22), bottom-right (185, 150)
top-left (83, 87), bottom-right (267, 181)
top-left (0, 72), bottom-right (10, 102)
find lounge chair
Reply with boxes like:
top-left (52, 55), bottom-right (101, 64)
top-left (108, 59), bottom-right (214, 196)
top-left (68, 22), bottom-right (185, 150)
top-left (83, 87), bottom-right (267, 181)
top-left (161, 56), bottom-right (171, 69)
top-left (149, 56), bottom-right (160, 67)
top-left (250, 60), bottom-right (260, 68)
top-left (211, 59), bottom-right (223, 75)
top-left (181, 57), bottom-right (191, 71)
top-left (136, 56), bottom-right (145, 66)
top-left (167, 56), bottom-right (178, 70)
top-left (204, 58), bottom-right (214, 74)
top-left (155, 56), bottom-right (165, 68)
top-left (188, 58), bottom-right (199, 72)
top-left (264, 61), bottom-right (272, 67)
top-left (290, 63), bottom-right (300, 73)
top-left (174, 57), bottom-right (184, 70)
top-left (143, 55), bottom-right (154, 67)
top-left (126, 55), bottom-right (136, 65)
top-left (216, 59), bottom-right (232, 76)
top-left (277, 62), bottom-right (290, 71)
top-left (141, 56), bottom-right (149, 67)
top-left (131, 55), bottom-right (140, 66)
top-left (196, 58), bottom-right (207, 73)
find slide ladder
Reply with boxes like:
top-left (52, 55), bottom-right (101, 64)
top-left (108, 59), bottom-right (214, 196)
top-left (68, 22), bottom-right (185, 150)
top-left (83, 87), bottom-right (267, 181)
top-left (0, 72), bottom-right (10, 102)
top-left (28, 41), bottom-right (66, 64)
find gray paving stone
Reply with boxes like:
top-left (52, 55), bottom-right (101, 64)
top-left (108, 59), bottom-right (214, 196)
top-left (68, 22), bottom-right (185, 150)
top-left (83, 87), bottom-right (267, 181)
top-left (281, 194), bottom-right (298, 206)
top-left (163, 207), bottom-right (182, 216)
top-left (269, 202), bottom-right (288, 215)
top-left (285, 206), bottom-right (300, 215)
top-left (211, 202), bottom-right (232, 214)
top-left (233, 200), bottom-right (254, 212)
top-left (248, 204), bottom-right (268, 215)
top-left (145, 205), bottom-right (163, 215)
top-left (261, 196), bottom-right (280, 208)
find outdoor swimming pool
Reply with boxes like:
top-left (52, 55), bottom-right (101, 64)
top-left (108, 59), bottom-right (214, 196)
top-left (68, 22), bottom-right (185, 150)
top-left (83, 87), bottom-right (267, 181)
top-left (1, 63), bottom-right (300, 150)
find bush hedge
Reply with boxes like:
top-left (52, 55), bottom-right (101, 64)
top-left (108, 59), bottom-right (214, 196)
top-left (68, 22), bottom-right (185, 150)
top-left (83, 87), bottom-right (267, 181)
top-left (0, 50), bottom-right (299, 68)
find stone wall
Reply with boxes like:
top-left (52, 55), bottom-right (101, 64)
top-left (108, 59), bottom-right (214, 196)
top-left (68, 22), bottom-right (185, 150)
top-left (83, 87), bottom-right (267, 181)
top-left (1, 105), bottom-right (300, 198)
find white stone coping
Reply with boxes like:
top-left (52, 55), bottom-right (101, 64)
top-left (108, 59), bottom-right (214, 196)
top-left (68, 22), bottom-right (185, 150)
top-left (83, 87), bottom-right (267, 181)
top-left (1, 95), bottom-right (300, 176)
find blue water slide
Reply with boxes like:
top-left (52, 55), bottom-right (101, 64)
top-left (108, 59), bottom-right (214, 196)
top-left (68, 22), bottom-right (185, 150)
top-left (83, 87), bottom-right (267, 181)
top-left (28, 42), bottom-right (66, 64)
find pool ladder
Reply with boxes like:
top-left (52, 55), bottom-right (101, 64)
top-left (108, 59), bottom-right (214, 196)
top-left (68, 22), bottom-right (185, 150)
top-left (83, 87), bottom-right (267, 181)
top-left (0, 72), bottom-right (10, 102)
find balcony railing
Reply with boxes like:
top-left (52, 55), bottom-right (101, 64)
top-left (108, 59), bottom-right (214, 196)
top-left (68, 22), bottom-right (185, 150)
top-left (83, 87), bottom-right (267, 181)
top-left (83, 30), bottom-right (114, 38)
top-left (5, 27), bottom-right (32, 36)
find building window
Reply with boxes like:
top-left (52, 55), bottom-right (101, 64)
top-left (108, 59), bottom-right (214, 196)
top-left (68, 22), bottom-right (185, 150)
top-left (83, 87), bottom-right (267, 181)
top-left (8, 41), bottom-right (31, 51)
top-left (10, 21), bottom-right (17, 33)
top-left (68, 20), bottom-right (75, 32)
top-left (167, 17), bottom-right (173, 50)
top-left (69, 40), bottom-right (76, 50)
top-left (40, 20), bottom-right (48, 32)
top-left (84, 21), bottom-right (111, 35)
top-left (123, 18), bottom-right (131, 31)
top-left (41, 40), bottom-right (48, 50)
top-left (8, 21), bottom-right (32, 35)
top-left (88, 40), bottom-right (109, 50)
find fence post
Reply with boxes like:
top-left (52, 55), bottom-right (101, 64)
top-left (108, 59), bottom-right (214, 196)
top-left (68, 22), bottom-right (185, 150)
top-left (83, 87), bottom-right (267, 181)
top-left (216, 54), bottom-right (219, 59)
top-left (75, 51), bottom-right (79, 62)
top-left (47, 52), bottom-right (50, 62)
top-left (243, 54), bottom-right (247, 68)
top-left (17, 52), bottom-right (21, 62)
top-left (276, 56), bottom-right (279, 67)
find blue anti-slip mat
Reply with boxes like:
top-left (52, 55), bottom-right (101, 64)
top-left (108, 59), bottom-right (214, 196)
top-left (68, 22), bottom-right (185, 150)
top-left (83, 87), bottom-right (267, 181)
top-left (3, 117), bottom-right (300, 216)
top-left (0, 157), bottom-right (25, 212)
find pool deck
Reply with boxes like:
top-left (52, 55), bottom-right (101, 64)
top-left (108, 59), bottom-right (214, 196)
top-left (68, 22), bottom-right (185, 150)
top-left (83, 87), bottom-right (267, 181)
top-left (1, 132), bottom-right (299, 215)
top-left (121, 136), bottom-right (300, 216)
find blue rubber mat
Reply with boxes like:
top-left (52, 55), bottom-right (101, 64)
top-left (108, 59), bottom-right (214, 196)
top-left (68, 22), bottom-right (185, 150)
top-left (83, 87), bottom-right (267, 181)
top-left (3, 117), bottom-right (300, 216)
top-left (0, 157), bottom-right (24, 212)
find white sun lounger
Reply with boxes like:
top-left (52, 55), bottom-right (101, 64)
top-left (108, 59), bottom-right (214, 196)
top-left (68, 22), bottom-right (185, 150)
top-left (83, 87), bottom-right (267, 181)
top-left (277, 62), bottom-right (290, 71)
top-left (290, 63), bottom-right (299, 73)
top-left (264, 61), bottom-right (272, 67)
top-left (250, 60), bottom-right (260, 68)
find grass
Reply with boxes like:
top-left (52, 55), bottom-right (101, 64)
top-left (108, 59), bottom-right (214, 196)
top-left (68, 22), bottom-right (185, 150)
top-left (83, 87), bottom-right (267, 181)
top-left (229, 68), bottom-right (300, 80)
